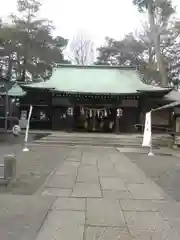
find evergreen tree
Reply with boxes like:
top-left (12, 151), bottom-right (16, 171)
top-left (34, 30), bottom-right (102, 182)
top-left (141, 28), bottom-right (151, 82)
top-left (0, 0), bottom-right (69, 82)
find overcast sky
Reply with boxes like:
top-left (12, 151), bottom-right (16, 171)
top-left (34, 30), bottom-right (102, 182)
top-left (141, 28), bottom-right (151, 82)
top-left (0, 0), bottom-right (180, 46)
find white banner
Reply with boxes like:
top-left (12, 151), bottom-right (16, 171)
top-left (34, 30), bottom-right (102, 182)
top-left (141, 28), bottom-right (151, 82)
top-left (24, 105), bottom-right (33, 143)
top-left (142, 111), bottom-right (152, 147)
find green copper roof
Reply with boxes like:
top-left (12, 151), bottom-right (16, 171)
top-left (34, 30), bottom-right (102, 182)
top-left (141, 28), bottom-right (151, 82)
top-left (23, 65), bottom-right (171, 95)
top-left (8, 83), bottom-right (26, 97)
top-left (0, 79), bottom-right (26, 97)
top-left (164, 90), bottom-right (180, 101)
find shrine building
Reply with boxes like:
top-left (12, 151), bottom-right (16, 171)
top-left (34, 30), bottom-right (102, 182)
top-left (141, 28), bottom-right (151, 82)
top-left (20, 64), bottom-right (172, 133)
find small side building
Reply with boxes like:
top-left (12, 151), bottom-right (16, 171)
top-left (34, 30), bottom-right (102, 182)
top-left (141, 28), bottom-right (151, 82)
top-left (163, 90), bottom-right (180, 145)
top-left (0, 78), bottom-right (25, 131)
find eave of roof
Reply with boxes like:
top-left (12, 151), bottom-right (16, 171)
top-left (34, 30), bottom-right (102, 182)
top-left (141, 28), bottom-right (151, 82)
top-left (0, 83), bottom-right (26, 97)
top-left (56, 64), bottom-right (137, 70)
top-left (137, 88), bottom-right (172, 95)
top-left (164, 90), bottom-right (180, 102)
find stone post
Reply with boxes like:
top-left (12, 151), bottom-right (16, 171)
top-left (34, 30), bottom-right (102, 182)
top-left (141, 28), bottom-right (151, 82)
top-left (4, 154), bottom-right (16, 181)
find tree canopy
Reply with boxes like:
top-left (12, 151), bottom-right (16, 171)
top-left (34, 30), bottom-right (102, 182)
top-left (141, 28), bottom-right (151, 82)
top-left (1, 0), bottom-right (179, 88)
top-left (97, 0), bottom-right (180, 88)
top-left (0, 0), bottom-right (69, 82)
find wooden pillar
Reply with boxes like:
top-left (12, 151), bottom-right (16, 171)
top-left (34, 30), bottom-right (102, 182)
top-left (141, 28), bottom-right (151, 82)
top-left (4, 85), bottom-right (9, 132)
top-left (67, 106), bottom-right (74, 132)
top-left (9, 98), bottom-right (13, 130)
top-left (92, 110), bottom-right (96, 131)
top-left (137, 97), bottom-right (142, 133)
top-left (139, 96), bottom-right (147, 134)
top-left (115, 108), bottom-right (119, 134)
top-left (49, 92), bottom-right (53, 130)
top-left (137, 97), bottom-right (141, 125)
top-left (169, 108), bottom-right (174, 130)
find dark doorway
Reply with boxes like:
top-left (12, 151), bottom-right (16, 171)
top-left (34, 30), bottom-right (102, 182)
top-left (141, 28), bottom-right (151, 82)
top-left (119, 108), bottom-right (138, 133)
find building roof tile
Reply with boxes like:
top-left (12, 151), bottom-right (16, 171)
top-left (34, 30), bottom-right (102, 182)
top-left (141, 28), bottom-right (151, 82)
top-left (22, 65), bottom-right (171, 95)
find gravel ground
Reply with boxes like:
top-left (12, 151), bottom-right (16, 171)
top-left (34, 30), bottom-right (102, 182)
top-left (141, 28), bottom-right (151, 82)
top-left (0, 144), bottom-right (71, 195)
top-left (125, 152), bottom-right (180, 202)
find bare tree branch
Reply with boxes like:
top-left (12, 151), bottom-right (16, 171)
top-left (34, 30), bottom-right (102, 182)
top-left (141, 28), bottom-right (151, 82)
top-left (69, 33), bottom-right (95, 65)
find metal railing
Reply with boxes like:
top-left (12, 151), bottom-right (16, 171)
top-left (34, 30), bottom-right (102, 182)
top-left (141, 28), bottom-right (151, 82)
top-left (134, 124), bottom-right (180, 145)
top-left (134, 124), bottom-right (173, 134)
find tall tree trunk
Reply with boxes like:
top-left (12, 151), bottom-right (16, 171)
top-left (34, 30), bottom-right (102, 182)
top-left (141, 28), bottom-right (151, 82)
top-left (21, 58), bottom-right (26, 82)
top-left (7, 55), bottom-right (13, 81)
top-left (16, 51), bottom-right (21, 81)
top-left (147, 1), bottom-right (168, 87)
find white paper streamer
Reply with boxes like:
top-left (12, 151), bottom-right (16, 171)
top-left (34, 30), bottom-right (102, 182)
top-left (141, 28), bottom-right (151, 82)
top-left (81, 107), bottom-right (84, 115)
top-left (97, 110), bottom-right (100, 117)
top-left (104, 109), bottom-right (107, 117)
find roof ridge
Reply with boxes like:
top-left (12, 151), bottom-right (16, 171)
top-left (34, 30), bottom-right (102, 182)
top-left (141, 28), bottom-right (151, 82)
top-left (56, 64), bottom-right (137, 70)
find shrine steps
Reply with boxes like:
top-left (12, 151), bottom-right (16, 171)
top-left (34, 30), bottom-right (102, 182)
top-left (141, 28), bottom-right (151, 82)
top-left (32, 133), bottom-right (171, 148)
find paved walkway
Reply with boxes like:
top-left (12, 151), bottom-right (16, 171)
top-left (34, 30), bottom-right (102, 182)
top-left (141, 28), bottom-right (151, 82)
top-left (35, 147), bottom-right (180, 240)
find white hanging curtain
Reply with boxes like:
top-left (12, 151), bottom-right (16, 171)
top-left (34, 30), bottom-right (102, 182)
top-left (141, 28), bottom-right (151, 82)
top-left (81, 107), bottom-right (85, 116)
top-left (103, 109), bottom-right (107, 117)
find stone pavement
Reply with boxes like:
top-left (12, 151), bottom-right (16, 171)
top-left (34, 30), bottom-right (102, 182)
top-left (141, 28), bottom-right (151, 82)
top-left (35, 147), bottom-right (180, 240)
top-left (0, 195), bottom-right (54, 240)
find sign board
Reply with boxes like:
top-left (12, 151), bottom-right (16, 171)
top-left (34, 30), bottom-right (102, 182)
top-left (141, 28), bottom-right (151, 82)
top-left (121, 99), bottom-right (138, 107)
top-left (151, 110), bottom-right (169, 125)
top-left (20, 110), bottom-right (27, 120)
top-left (52, 97), bottom-right (71, 106)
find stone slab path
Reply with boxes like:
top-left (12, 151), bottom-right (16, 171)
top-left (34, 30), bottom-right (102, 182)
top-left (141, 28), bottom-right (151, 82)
top-left (0, 195), bottom-right (54, 240)
top-left (35, 146), bottom-right (180, 240)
